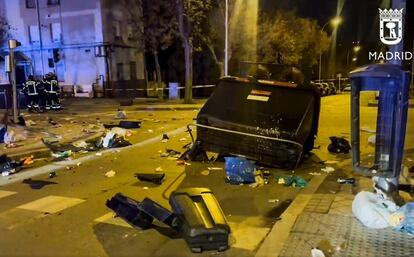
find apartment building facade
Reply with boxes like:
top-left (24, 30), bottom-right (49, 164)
top-left (0, 0), bottom-right (146, 97)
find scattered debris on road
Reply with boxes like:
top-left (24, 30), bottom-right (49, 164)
top-left (275, 175), bottom-right (308, 188)
top-left (22, 156), bottom-right (34, 166)
top-left (17, 116), bottom-right (26, 126)
top-left (47, 117), bottom-right (58, 126)
top-left (208, 167), bottom-right (223, 171)
top-left (328, 136), bottom-right (351, 154)
top-left (26, 119), bottom-right (37, 126)
top-left (115, 109), bottom-right (127, 119)
top-left (337, 178), bottom-right (356, 185)
top-left (104, 120), bottom-right (141, 129)
top-left (176, 160), bottom-right (191, 166)
top-left (200, 170), bottom-right (210, 176)
top-left (225, 157), bottom-right (256, 185)
top-left (161, 134), bottom-right (169, 143)
top-left (72, 140), bottom-right (88, 148)
top-left (311, 248), bottom-right (326, 257)
top-left (389, 202), bottom-right (414, 235)
top-left (179, 142), bottom-right (208, 162)
top-left (105, 170), bottom-right (116, 178)
top-left (49, 171), bottom-right (57, 178)
top-left (368, 135), bottom-right (376, 145)
top-left (324, 160), bottom-right (339, 165)
top-left (309, 172), bottom-right (322, 176)
top-left (268, 199), bottom-right (280, 204)
top-left (160, 149), bottom-right (181, 158)
top-left (51, 150), bottom-right (73, 159)
top-left (321, 166), bottom-right (335, 173)
top-left (135, 173), bottom-right (165, 185)
top-left (22, 178), bottom-right (58, 189)
top-left (360, 127), bottom-right (376, 133)
top-left (155, 166), bottom-right (163, 172)
top-left (98, 128), bottom-right (132, 148)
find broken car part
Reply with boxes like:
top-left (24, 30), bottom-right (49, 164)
top-left (135, 173), bottom-right (165, 185)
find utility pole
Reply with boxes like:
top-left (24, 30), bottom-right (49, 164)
top-left (35, 0), bottom-right (45, 75)
top-left (389, 0), bottom-right (405, 65)
top-left (8, 39), bottom-right (20, 123)
top-left (224, 0), bottom-right (229, 76)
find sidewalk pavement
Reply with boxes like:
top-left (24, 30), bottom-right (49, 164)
top-left (256, 160), bottom-right (414, 257)
top-left (1, 98), bottom-right (205, 161)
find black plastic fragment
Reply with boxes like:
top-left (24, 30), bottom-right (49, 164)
top-left (135, 173), bottom-right (165, 185)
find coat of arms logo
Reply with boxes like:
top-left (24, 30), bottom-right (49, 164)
top-left (379, 8), bottom-right (403, 45)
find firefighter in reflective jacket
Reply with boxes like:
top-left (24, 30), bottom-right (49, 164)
top-left (22, 75), bottom-right (40, 111)
top-left (44, 73), bottom-right (61, 110)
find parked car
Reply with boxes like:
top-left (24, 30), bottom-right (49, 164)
top-left (321, 83), bottom-right (331, 96)
top-left (343, 83), bottom-right (351, 91)
top-left (328, 82), bottom-right (336, 95)
top-left (314, 83), bottom-right (326, 96)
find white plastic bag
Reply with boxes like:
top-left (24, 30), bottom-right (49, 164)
top-left (352, 191), bottom-right (393, 229)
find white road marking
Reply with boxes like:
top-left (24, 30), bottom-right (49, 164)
top-left (0, 208), bottom-right (45, 230)
top-left (17, 195), bottom-right (85, 214)
top-left (94, 212), bottom-right (132, 228)
top-left (0, 190), bottom-right (17, 199)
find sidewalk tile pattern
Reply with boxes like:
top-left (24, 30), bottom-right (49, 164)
top-left (279, 212), bottom-right (414, 257)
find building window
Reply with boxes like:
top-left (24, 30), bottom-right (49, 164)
top-left (47, 0), bottom-right (60, 6)
top-left (117, 63), bottom-right (124, 81)
top-left (127, 24), bottom-right (134, 40)
top-left (28, 25), bottom-right (40, 43)
top-left (50, 23), bottom-right (61, 43)
top-left (26, 0), bottom-right (36, 8)
top-left (130, 62), bottom-right (137, 80)
top-left (112, 21), bottom-right (121, 40)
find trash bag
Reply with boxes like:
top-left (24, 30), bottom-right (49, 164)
top-left (225, 157), bottom-right (256, 184)
top-left (328, 136), bottom-right (351, 154)
top-left (275, 175), bottom-right (308, 188)
top-left (391, 202), bottom-right (414, 235)
top-left (352, 191), bottom-right (393, 229)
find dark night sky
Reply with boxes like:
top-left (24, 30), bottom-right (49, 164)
top-left (259, 0), bottom-right (414, 71)
top-left (260, 0), bottom-right (414, 47)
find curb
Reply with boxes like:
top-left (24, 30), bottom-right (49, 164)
top-left (255, 174), bottom-right (328, 257)
top-left (0, 126), bottom-right (188, 186)
top-left (7, 131), bottom-right (104, 160)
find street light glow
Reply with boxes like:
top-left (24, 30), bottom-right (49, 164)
top-left (352, 57), bottom-right (357, 62)
top-left (319, 16), bottom-right (342, 82)
top-left (353, 45), bottom-right (361, 52)
top-left (330, 16), bottom-right (342, 27)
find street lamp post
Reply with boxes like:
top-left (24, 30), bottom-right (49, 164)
top-left (224, 0), bottom-right (229, 76)
top-left (347, 44), bottom-right (361, 71)
top-left (318, 17), bottom-right (342, 83)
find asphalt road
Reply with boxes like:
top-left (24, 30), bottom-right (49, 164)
top-left (0, 93), bottom-right (413, 257)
